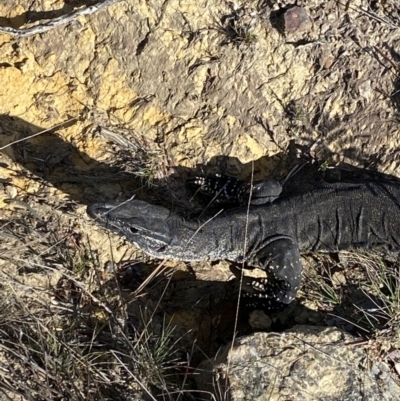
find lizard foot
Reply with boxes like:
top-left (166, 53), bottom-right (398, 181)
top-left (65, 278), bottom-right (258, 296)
top-left (242, 292), bottom-right (286, 311)
top-left (243, 277), bottom-right (292, 310)
top-left (187, 174), bottom-right (247, 204)
top-left (187, 174), bottom-right (284, 205)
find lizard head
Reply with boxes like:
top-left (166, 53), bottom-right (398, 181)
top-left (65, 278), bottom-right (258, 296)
top-left (87, 199), bottom-right (200, 261)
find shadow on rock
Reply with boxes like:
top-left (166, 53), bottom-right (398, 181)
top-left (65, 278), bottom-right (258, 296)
top-left (0, 0), bottom-right (99, 29)
top-left (0, 114), bottom-right (328, 211)
top-left (2, 114), bottom-right (394, 208)
top-left (0, 114), bottom-right (150, 206)
top-left (92, 260), bottom-right (326, 364)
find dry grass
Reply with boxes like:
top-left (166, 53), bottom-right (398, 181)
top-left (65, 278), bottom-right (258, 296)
top-left (0, 209), bottom-right (203, 401)
top-left (214, 4), bottom-right (261, 48)
top-left (303, 250), bottom-right (400, 364)
top-left (346, 252), bottom-right (400, 335)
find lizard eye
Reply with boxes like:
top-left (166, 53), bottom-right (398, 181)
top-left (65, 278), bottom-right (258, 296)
top-left (277, 279), bottom-right (291, 291)
top-left (129, 227), bottom-right (138, 234)
top-left (236, 255), bottom-right (244, 263)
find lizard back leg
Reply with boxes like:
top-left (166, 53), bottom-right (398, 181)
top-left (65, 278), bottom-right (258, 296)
top-left (244, 237), bottom-right (303, 309)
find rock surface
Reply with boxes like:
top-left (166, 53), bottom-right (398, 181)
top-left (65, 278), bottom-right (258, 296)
top-left (1, 0), bottom-right (400, 188)
top-left (196, 325), bottom-right (400, 401)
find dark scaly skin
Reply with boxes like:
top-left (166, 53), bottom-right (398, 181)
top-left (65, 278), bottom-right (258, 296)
top-left (88, 177), bottom-right (400, 310)
top-left (186, 174), bottom-right (284, 205)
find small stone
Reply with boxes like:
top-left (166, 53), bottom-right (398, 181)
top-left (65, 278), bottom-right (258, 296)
top-left (5, 185), bottom-right (17, 198)
top-left (322, 53), bottom-right (335, 69)
top-left (395, 363), bottom-right (400, 376)
top-left (284, 6), bottom-right (312, 34)
top-left (248, 309), bottom-right (272, 330)
top-left (332, 272), bottom-right (346, 286)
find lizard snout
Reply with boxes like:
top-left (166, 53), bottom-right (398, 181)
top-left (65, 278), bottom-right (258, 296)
top-left (87, 202), bottom-right (115, 219)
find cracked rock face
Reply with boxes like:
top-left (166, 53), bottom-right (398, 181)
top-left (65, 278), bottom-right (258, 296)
top-left (1, 0), bottom-right (400, 180)
top-left (195, 325), bottom-right (400, 401)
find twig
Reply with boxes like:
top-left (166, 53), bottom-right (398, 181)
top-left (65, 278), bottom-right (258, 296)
top-left (353, 6), bottom-right (399, 29)
top-left (373, 46), bottom-right (400, 77)
top-left (127, 260), bottom-right (169, 302)
top-left (90, 193), bottom-right (137, 223)
top-left (185, 208), bottom-right (224, 247)
top-left (0, 0), bottom-right (123, 38)
top-left (227, 160), bottom-right (254, 399)
top-left (0, 117), bottom-right (77, 151)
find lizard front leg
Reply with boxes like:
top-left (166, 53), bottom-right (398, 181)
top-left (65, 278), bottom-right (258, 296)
top-left (244, 236), bottom-right (303, 310)
top-left (187, 174), bottom-right (283, 205)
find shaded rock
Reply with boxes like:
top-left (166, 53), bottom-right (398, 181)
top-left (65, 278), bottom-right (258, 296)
top-left (248, 309), bottom-right (271, 331)
top-left (195, 325), bottom-right (400, 401)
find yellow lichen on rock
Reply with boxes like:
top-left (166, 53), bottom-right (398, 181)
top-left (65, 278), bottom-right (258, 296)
top-left (231, 133), bottom-right (265, 163)
top-left (95, 59), bottom-right (138, 118)
top-left (0, 67), bottom-right (35, 115)
top-left (0, 4), bottom-right (26, 22)
top-left (0, 59), bottom-right (84, 129)
top-left (141, 105), bottom-right (169, 127)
